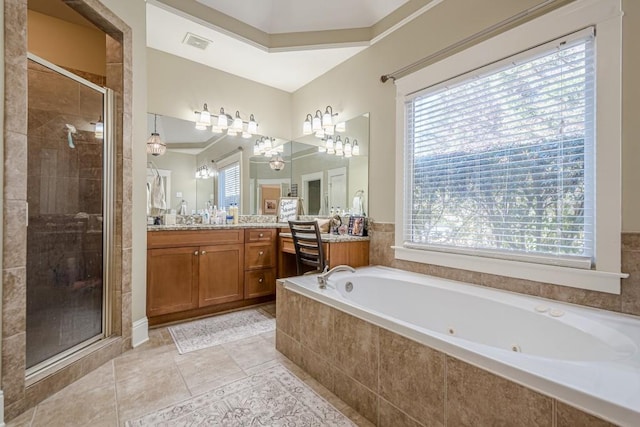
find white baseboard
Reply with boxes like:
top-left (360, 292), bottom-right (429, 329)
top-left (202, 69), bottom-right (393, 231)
top-left (131, 317), bottom-right (149, 348)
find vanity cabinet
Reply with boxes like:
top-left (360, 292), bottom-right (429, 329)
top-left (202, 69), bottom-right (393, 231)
top-left (147, 228), bottom-right (276, 325)
top-left (244, 229), bottom-right (276, 298)
top-left (199, 244), bottom-right (244, 306)
top-left (147, 247), bottom-right (199, 317)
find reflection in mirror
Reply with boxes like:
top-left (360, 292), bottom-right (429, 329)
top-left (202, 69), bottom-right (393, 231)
top-left (252, 113), bottom-right (369, 217)
top-left (147, 112), bottom-right (368, 217)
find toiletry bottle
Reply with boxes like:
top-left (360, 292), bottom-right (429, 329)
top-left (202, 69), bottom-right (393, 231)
top-left (232, 203), bottom-right (239, 224)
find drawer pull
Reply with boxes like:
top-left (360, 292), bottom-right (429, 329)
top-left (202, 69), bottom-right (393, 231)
top-left (194, 250), bottom-right (199, 256)
top-left (258, 277), bottom-right (264, 283)
top-left (259, 251), bottom-right (264, 256)
top-left (201, 250), bottom-right (207, 255)
top-left (259, 233), bottom-right (264, 237)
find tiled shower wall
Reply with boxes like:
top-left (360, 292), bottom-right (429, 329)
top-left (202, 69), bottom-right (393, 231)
top-left (368, 222), bottom-right (640, 317)
top-left (2, 0), bottom-right (133, 420)
top-left (276, 283), bottom-right (618, 426)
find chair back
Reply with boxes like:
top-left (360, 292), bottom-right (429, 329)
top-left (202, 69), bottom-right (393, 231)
top-left (288, 220), bottom-right (326, 275)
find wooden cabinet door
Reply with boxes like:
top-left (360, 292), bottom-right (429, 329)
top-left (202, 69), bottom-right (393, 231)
top-left (245, 242), bottom-right (275, 270)
top-left (147, 247), bottom-right (199, 317)
top-left (244, 268), bottom-right (275, 299)
top-left (199, 244), bottom-right (244, 307)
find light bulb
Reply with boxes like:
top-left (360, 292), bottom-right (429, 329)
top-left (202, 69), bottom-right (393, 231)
top-left (247, 114), bottom-right (258, 135)
top-left (322, 106), bottom-right (333, 128)
top-left (312, 111), bottom-right (322, 132)
top-left (352, 140), bottom-right (360, 156)
top-left (217, 108), bottom-right (228, 129)
top-left (303, 114), bottom-right (313, 135)
top-left (232, 111), bottom-right (243, 132)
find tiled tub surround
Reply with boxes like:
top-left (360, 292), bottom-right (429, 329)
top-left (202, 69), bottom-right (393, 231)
top-left (276, 271), bottom-right (639, 426)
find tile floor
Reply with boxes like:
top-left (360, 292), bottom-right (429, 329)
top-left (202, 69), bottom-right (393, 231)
top-left (8, 304), bottom-right (373, 427)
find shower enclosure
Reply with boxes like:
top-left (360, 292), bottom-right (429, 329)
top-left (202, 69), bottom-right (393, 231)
top-left (26, 54), bottom-right (114, 374)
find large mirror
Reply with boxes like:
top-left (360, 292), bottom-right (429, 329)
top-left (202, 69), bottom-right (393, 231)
top-left (146, 112), bottom-right (369, 217)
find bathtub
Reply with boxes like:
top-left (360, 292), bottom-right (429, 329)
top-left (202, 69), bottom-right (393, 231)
top-left (283, 266), bottom-right (640, 426)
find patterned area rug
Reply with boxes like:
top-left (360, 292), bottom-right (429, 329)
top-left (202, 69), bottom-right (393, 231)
top-left (169, 308), bottom-right (275, 354)
top-left (125, 364), bottom-right (355, 426)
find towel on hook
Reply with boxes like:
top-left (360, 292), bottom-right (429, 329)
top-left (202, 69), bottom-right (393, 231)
top-left (149, 174), bottom-right (166, 216)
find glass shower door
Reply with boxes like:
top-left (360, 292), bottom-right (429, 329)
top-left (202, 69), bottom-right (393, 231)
top-left (26, 55), bottom-right (110, 371)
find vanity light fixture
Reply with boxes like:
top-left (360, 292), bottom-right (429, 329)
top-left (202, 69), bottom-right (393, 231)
top-left (195, 164), bottom-right (214, 179)
top-left (194, 105), bottom-right (259, 137)
top-left (92, 116), bottom-right (104, 139)
top-left (319, 135), bottom-right (359, 158)
top-left (335, 121), bottom-right (346, 133)
top-left (253, 137), bottom-right (281, 157)
top-left (303, 106), bottom-right (340, 138)
top-left (146, 113), bottom-right (166, 156)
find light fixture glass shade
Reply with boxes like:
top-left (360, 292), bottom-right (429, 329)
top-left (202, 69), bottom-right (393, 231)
top-left (352, 140), bottom-right (360, 155)
top-left (303, 114), bottom-right (313, 135)
top-left (335, 136), bottom-right (343, 151)
top-left (195, 103), bottom-right (211, 129)
top-left (315, 129), bottom-right (325, 138)
top-left (322, 106), bottom-right (333, 128)
top-left (269, 155), bottom-right (285, 171)
top-left (232, 111), bottom-right (243, 132)
top-left (335, 121), bottom-right (346, 132)
top-left (218, 108), bottom-right (228, 129)
top-left (211, 125), bottom-right (222, 134)
top-left (327, 146), bottom-right (335, 155)
top-left (94, 120), bottom-right (104, 139)
top-left (146, 133), bottom-right (166, 156)
top-left (312, 111), bottom-right (322, 132)
top-left (242, 131), bottom-right (252, 139)
top-left (264, 138), bottom-right (273, 151)
top-left (325, 136), bottom-right (334, 150)
top-left (344, 138), bottom-right (352, 155)
top-left (247, 114), bottom-right (258, 134)
top-left (253, 141), bottom-right (261, 156)
top-left (318, 146), bottom-right (326, 152)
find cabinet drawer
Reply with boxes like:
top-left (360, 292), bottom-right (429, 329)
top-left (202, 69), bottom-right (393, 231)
top-left (244, 268), bottom-right (275, 298)
top-left (245, 242), bottom-right (275, 269)
top-left (245, 228), bottom-right (276, 243)
top-left (148, 229), bottom-right (243, 249)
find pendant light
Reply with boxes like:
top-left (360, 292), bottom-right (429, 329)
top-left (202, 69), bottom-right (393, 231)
top-left (146, 114), bottom-right (166, 156)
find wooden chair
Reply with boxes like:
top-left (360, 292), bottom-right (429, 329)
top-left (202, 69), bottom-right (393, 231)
top-left (288, 220), bottom-right (326, 275)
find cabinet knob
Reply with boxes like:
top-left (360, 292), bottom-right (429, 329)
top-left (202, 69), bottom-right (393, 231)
top-left (259, 233), bottom-right (264, 237)
top-left (258, 277), bottom-right (264, 283)
top-left (201, 250), bottom-right (207, 255)
top-left (259, 251), bottom-right (264, 256)
top-left (194, 250), bottom-right (199, 256)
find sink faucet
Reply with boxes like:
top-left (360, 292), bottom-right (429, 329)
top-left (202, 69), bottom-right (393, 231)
top-left (317, 265), bottom-right (356, 289)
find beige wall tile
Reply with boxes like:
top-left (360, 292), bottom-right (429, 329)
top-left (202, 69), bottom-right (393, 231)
top-left (333, 310), bottom-right (379, 391)
top-left (275, 329), bottom-right (302, 366)
top-left (300, 344), bottom-right (335, 392)
top-left (446, 356), bottom-right (552, 426)
top-left (2, 333), bottom-right (26, 405)
top-left (2, 268), bottom-right (26, 337)
top-left (379, 329), bottom-right (444, 425)
top-left (333, 372), bottom-right (378, 425)
top-left (299, 295), bottom-right (334, 359)
top-left (276, 283), bottom-right (301, 341)
top-left (555, 401), bottom-right (617, 427)
top-left (378, 397), bottom-right (427, 427)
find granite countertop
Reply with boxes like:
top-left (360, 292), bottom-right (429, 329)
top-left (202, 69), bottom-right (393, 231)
top-left (147, 223), bottom-right (283, 231)
top-left (279, 232), bottom-right (370, 242)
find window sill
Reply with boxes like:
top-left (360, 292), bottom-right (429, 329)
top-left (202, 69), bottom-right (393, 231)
top-left (393, 246), bottom-right (625, 294)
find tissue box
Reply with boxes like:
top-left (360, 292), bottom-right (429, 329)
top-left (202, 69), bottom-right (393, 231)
top-left (163, 213), bottom-right (176, 225)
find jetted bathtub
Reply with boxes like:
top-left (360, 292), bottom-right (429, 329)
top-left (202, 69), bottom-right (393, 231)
top-left (284, 266), bottom-right (640, 426)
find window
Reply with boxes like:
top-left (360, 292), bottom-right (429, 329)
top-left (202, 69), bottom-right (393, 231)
top-left (217, 152), bottom-right (241, 210)
top-left (404, 31), bottom-right (594, 268)
top-left (394, 0), bottom-right (623, 293)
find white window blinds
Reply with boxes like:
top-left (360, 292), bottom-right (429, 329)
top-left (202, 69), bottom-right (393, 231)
top-left (219, 161), bottom-right (240, 210)
top-left (404, 30), bottom-right (595, 267)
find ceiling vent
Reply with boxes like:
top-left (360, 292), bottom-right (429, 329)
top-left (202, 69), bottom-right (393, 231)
top-left (183, 32), bottom-right (211, 50)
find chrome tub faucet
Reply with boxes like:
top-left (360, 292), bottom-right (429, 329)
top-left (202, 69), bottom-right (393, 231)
top-left (317, 265), bottom-right (356, 289)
